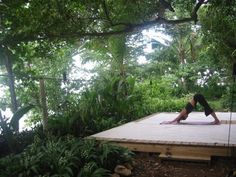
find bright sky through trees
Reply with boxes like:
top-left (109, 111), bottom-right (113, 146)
top-left (72, 28), bottom-right (172, 71)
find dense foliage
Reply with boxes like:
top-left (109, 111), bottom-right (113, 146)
top-left (0, 136), bottom-right (133, 177)
top-left (0, 0), bottom-right (235, 176)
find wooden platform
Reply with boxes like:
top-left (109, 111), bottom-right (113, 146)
top-left (89, 112), bottom-right (236, 161)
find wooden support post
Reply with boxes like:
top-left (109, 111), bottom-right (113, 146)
top-left (39, 79), bottom-right (48, 132)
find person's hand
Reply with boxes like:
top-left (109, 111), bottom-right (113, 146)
top-left (160, 121), bottom-right (171, 124)
top-left (160, 120), bottom-right (179, 125)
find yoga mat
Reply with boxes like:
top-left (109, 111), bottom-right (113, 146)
top-left (160, 121), bottom-right (220, 125)
top-left (160, 120), bottom-right (236, 125)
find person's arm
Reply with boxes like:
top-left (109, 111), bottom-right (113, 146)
top-left (160, 98), bottom-right (195, 124)
top-left (173, 109), bottom-right (188, 123)
top-left (160, 109), bottom-right (188, 124)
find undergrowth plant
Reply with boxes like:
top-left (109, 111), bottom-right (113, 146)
top-left (0, 136), bottom-right (134, 177)
top-left (0, 105), bottom-right (34, 154)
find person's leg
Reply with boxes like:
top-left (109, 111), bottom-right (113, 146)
top-left (193, 94), bottom-right (212, 115)
top-left (209, 112), bottom-right (220, 124)
top-left (194, 94), bottom-right (220, 124)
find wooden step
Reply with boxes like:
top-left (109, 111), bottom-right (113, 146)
top-left (220, 120), bottom-right (236, 124)
top-left (159, 153), bottom-right (211, 162)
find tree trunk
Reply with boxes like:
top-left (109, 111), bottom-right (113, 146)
top-left (178, 39), bottom-right (186, 64)
top-left (3, 52), bottom-right (19, 130)
top-left (189, 38), bottom-right (196, 62)
top-left (177, 38), bottom-right (188, 92)
top-left (4, 53), bottom-right (18, 112)
top-left (39, 79), bottom-right (48, 133)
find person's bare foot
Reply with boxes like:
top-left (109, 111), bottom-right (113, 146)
top-left (209, 120), bottom-right (221, 125)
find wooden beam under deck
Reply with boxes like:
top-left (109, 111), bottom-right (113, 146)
top-left (113, 141), bottom-right (236, 161)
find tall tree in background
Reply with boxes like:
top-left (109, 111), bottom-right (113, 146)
top-left (2, 49), bottom-right (18, 112)
top-left (199, 0), bottom-right (236, 70)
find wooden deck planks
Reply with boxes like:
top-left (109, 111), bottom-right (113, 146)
top-left (89, 112), bottom-right (236, 161)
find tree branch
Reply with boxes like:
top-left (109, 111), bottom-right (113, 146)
top-left (102, 0), bottom-right (113, 26)
top-left (1, 1), bottom-right (206, 45)
top-left (191, 0), bottom-right (205, 23)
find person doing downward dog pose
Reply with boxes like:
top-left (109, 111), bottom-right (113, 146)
top-left (161, 93), bottom-right (220, 125)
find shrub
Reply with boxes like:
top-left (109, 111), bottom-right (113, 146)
top-left (0, 136), bottom-right (134, 177)
top-left (0, 126), bottom-right (44, 158)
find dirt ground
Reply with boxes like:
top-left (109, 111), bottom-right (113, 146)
top-left (131, 153), bottom-right (236, 177)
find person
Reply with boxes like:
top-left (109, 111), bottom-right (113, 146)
top-left (161, 93), bottom-right (220, 125)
